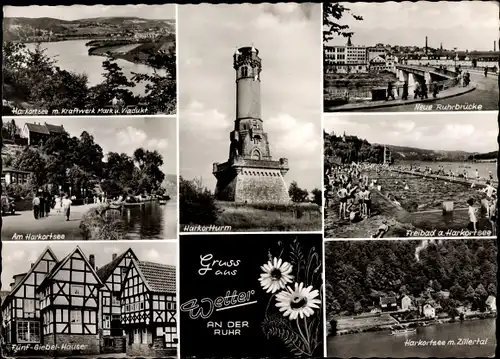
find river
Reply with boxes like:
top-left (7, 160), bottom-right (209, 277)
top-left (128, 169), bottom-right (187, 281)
top-left (327, 318), bottom-right (496, 358)
top-left (25, 40), bottom-right (167, 96)
top-left (115, 200), bottom-right (177, 240)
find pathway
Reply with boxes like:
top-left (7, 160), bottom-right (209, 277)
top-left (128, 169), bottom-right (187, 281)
top-left (325, 83), bottom-right (476, 112)
top-left (1, 203), bottom-right (99, 240)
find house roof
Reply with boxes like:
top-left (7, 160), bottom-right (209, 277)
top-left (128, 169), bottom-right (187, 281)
top-left (380, 297), bottom-right (397, 305)
top-left (37, 246), bottom-right (103, 291)
top-left (24, 123), bottom-right (50, 135)
top-left (44, 123), bottom-right (64, 133)
top-left (486, 295), bottom-right (496, 304)
top-left (96, 248), bottom-right (138, 283)
top-left (137, 261), bottom-right (176, 293)
top-left (1, 247), bottom-right (58, 308)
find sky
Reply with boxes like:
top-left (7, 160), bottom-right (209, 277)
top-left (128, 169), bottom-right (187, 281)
top-left (325, 1), bottom-right (499, 51)
top-left (178, 4), bottom-right (322, 192)
top-left (324, 112), bottom-right (498, 153)
top-left (5, 117), bottom-right (177, 176)
top-left (4, 5), bottom-right (176, 20)
top-left (1, 241), bottom-right (177, 291)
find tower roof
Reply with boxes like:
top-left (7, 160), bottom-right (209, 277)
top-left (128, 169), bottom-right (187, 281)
top-left (347, 36), bottom-right (352, 46)
top-left (238, 46), bottom-right (259, 56)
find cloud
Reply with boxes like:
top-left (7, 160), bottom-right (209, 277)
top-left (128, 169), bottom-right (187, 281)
top-left (181, 101), bottom-right (231, 139)
top-left (267, 113), bottom-right (319, 155)
top-left (147, 139), bottom-right (168, 149)
top-left (393, 120), bottom-right (416, 133)
top-left (117, 126), bottom-right (148, 147)
top-left (440, 124), bottom-right (475, 140)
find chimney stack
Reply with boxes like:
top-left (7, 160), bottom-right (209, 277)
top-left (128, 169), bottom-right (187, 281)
top-left (112, 253), bottom-right (117, 261)
top-left (494, 41), bottom-right (497, 52)
top-left (425, 36), bottom-right (428, 54)
top-left (89, 254), bottom-right (95, 269)
top-left (30, 263), bottom-right (34, 268)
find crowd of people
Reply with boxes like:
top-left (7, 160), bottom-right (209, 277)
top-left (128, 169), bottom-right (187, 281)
top-left (32, 192), bottom-right (73, 221)
top-left (324, 160), bottom-right (498, 237)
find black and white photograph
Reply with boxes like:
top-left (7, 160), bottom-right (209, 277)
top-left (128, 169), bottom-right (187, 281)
top-left (0, 241), bottom-right (177, 358)
top-left (325, 238), bottom-right (497, 358)
top-left (324, 112), bottom-right (498, 239)
top-left (179, 4), bottom-right (323, 233)
top-left (1, 116), bottom-right (177, 241)
top-left (323, 1), bottom-right (499, 112)
top-left (179, 233), bottom-right (324, 358)
top-left (2, 5), bottom-right (176, 116)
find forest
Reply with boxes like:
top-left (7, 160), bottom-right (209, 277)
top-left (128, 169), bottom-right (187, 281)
top-left (2, 120), bottom-right (166, 200)
top-left (2, 41), bottom-right (176, 115)
top-left (325, 239), bottom-right (497, 318)
top-left (324, 130), bottom-right (385, 165)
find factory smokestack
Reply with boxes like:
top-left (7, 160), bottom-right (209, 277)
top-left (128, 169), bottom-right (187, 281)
top-left (494, 41), bottom-right (497, 52)
top-left (425, 36), bottom-right (428, 54)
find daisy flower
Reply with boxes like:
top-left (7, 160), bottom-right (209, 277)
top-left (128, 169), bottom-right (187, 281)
top-left (259, 257), bottom-right (294, 293)
top-left (275, 282), bottom-right (321, 320)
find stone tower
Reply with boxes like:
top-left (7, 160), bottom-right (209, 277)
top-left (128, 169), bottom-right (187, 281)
top-left (212, 46), bottom-right (290, 204)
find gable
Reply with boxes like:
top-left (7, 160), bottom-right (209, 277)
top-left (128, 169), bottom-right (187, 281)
top-left (4, 247), bottom-right (58, 306)
top-left (102, 250), bottom-right (137, 292)
top-left (52, 248), bottom-right (101, 286)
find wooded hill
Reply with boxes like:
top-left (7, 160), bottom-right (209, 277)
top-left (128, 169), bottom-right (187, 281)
top-left (325, 239), bottom-right (497, 318)
top-left (324, 131), bottom-right (497, 164)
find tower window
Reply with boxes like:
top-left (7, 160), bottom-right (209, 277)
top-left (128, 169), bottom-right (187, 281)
top-left (241, 66), bottom-right (248, 77)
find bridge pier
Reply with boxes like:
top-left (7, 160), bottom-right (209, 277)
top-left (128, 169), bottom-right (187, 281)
top-left (408, 73), bottom-right (417, 96)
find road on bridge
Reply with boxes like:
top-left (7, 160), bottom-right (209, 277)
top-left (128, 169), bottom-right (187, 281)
top-left (369, 71), bottom-right (498, 112)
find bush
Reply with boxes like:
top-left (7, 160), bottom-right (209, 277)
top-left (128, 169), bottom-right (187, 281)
top-left (179, 177), bottom-right (219, 225)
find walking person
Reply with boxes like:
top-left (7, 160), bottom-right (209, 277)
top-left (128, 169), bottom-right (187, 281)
top-left (421, 81), bottom-right (428, 99)
top-left (402, 81), bottom-right (408, 100)
top-left (54, 195), bottom-right (62, 214)
top-left (39, 193), bottom-right (45, 218)
top-left (431, 81), bottom-right (438, 98)
top-left (62, 194), bottom-right (72, 221)
top-left (386, 81), bottom-right (395, 101)
top-left (32, 193), bottom-right (40, 219)
top-left (467, 198), bottom-right (478, 232)
top-left (484, 67), bottom-right (488, 77)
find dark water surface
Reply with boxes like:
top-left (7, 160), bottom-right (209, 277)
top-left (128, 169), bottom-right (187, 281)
top-left (328, 318), bottom-right (496, 358)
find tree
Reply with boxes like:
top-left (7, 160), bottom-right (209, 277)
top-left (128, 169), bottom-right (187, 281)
top-left (2, 119), bottom-right (21, 140)
top-left (12, 147), bottom-right (47, 189)
top-left (311, 188), bottom-right (322, 206)
top-left (87, 59), bottom-right (136, 108)
top-left (132, 48), bottom-right (176, 114)
top-left (180, 176), bottom-right (219, 225)
top-left (487, 283), bottom-right (496, 296)
top-left (324, 3), bottom-right (363, 43)
top-left (289, 181), bottom-right (309, 203)
top-left (475, 283), bottom-right (488, 299)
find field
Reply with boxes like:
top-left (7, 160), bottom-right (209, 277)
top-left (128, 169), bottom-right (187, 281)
top-left (215, 201), bottom-right (322, 232)
top-left (335, 314), bottom-right (399, 331)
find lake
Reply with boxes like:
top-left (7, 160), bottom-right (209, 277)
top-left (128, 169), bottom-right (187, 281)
top-left (398, 161), bottom-right (497, 182)
top-left (25, 40), bottom-right (167, 96)
top-left (116, 200), bottom-right (177, 240)
top-left (327, 318), bottom-right (496, 358)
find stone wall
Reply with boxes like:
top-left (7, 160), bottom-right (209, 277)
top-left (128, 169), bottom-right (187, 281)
top-left (100, 335), bottom-right (125, 354)
top-left (126, 337), bottom-right (176, 357)
top-left (44, 333), bottom-right (99, 355)
top-left (235, 170), bottom-right (290, 203)
top-left (215, 170), bottom-right (237, 201)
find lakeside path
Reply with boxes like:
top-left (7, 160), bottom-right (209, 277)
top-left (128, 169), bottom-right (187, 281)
top-left (1, 203), bottom-right (99, 241)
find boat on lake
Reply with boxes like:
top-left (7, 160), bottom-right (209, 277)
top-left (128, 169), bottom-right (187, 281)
top-left (159, 195), bottom-right (171, 205)
top-left (391, 328), bottom-right (417, 335)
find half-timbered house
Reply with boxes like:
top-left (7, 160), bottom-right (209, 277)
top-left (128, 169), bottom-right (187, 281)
top-left (1, 247), bottom-right (58, 354)
top-left (37, 247), bottom-right (103, 355)
top-left (96, 249), bottom-right (138, 353)
top-left (121, 258), bottom-right (177, 356)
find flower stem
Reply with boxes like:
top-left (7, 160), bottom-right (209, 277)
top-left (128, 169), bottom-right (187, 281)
top-left (296, 317), bottom-right (311, 355)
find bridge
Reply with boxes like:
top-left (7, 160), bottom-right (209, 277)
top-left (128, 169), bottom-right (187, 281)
top-left (395, 64), bottom-right (458, 93)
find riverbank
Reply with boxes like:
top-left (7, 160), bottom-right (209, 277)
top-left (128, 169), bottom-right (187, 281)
top-left (330, 312), bottom-right (497, 337)
top-left (87, 36), bottom-right (175, 68)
